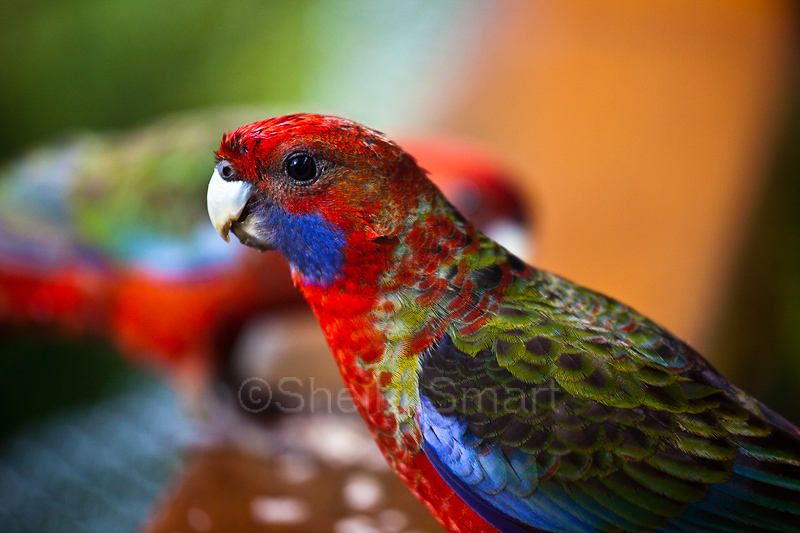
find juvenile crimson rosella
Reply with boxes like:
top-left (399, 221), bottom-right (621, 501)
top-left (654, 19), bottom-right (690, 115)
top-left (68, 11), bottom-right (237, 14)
top-left (207, 114), bottom-right (800, 532)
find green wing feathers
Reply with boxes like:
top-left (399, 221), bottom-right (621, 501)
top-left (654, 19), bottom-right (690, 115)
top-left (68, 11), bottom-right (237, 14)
top-left (419, 254), bottom-right (800, 532)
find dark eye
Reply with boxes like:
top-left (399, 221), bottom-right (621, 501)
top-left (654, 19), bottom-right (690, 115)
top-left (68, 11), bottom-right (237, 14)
top-left (286, 154), bottom-right (317, 183)
top-left (216, 160), bottom-right (235, 180)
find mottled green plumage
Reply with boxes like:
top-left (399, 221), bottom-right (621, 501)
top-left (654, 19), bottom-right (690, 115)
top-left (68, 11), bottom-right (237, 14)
top-left (415, 231), bottom-right (800, 532)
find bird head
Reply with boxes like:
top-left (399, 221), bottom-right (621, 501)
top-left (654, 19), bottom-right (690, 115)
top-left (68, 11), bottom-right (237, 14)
top-left (207, 114), bottom-right (440, 286)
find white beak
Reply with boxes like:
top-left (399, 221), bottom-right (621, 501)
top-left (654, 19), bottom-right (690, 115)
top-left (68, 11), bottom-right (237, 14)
top-left (207, 169), bottom-right (253, 242)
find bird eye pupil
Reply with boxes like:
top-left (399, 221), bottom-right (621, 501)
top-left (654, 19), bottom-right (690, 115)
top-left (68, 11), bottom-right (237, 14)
top-left (287, 155), bottom-right (317, 182)
top-left (221, 164), bottom-right (233, 178)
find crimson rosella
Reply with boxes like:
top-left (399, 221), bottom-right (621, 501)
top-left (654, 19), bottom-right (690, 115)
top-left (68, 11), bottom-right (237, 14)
top-left (206, 114), bottom-right (800, 533)
top-left (0, 111), bottom-right (303, 397)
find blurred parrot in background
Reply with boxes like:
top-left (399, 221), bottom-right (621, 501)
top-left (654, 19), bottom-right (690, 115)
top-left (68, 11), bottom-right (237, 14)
top-left (207, 114), bottom-right (800, 533)
top-left (0, 110), bottom-right (302, 396)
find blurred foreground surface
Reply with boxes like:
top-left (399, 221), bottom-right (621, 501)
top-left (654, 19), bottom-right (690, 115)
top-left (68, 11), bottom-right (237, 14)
top-left (0, 381), bottom-right (192, 532)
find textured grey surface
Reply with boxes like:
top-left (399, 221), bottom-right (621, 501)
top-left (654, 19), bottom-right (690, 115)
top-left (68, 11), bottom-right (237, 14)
top-left (0, 381), bottom-right (193, 533)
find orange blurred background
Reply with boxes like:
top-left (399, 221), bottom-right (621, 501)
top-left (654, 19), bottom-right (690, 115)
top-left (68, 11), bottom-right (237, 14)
top-left (442, 1), bottom-right (796, 357)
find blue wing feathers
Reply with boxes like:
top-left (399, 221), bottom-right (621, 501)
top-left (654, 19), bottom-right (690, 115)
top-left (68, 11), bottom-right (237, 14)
top-left (421, 394), bottom-right (563, 532)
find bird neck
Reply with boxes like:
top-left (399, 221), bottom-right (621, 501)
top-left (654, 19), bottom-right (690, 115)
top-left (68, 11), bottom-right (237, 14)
top-left (297, 197), bottom-right (528, 462)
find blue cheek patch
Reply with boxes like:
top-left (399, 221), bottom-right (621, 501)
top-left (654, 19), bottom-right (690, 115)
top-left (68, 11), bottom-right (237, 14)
top-left (269, 207), bottom-right (346, 286)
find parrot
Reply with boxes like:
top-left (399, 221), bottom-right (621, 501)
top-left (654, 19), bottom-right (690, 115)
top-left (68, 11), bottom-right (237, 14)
top-left (0, 111), bottom-right (303, 397)
top-left (206, 113), bottom-right (800, 533)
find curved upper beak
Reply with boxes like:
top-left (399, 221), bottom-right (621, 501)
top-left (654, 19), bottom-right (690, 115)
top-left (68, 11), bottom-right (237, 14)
top-left (207, 169), bottom-right (253, 242)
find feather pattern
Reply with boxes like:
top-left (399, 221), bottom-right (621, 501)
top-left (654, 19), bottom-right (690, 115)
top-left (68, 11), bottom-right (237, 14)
top-left (210, 114), bottom-right (800, 532)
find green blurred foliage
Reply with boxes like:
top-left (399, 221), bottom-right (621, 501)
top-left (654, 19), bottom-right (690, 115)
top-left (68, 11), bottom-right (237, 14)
top-left (0, 0), bottom-right (317, 161)
top-left (0, 0), bottom-right (476, 163)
